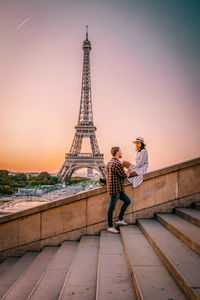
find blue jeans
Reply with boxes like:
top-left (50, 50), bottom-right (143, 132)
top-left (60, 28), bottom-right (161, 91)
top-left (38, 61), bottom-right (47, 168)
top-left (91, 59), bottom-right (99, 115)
top-left (108, 191), bottom-right (131, 227)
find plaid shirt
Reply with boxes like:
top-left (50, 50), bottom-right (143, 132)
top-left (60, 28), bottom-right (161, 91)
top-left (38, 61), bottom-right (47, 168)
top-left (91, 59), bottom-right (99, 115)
top-left (106, 158), bottom-right (127, 195)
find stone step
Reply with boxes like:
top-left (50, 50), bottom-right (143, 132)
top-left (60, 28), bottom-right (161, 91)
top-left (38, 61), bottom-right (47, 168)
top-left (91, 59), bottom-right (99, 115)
top-left (120, 225), bottom-right (186, 300)
top-left (58, 236), bottom-right (99, 300)
top-left (156, 213), bottom-right (200, 255)
top-left (193, 202), bottom-right (200, 211)
top-left (0, 258), bottom-right (18, 278)
top-left (0, 252), bottom-right (37, 298)
top-left (138, 219), bottom-right (200, 300)
top-left (2, 247), bottom-right (58, 300)
top-left (176, 208), bottom-right (200, 227)
top-left (96, 230), bottom-right (136, 300)
top-left (29, 241), bottom-right (78, 300)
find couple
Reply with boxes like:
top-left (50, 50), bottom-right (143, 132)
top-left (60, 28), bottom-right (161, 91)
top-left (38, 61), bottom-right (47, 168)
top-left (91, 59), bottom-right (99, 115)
top-left (106, 136), bottom-right (148, 234)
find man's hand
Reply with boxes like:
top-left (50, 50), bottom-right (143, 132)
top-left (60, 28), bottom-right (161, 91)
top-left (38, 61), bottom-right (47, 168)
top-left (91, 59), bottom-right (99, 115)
top-left (126, 169), bottom-right (138, 178)
top-left (126, 169), bottom-right (131, 178)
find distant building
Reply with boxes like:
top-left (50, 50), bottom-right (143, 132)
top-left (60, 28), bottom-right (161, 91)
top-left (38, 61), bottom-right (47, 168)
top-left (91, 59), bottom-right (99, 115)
top-left (8, 171), bottom-right (39, 177)
top-left (87, 168), bottom-right (93, 176)
top-left (27, 172), bottom-right (39, 177)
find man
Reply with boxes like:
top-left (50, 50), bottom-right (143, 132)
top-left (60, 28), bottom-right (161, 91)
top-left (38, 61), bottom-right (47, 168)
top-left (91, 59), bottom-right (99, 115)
top-left (106, 146), bottom-right (131, 234)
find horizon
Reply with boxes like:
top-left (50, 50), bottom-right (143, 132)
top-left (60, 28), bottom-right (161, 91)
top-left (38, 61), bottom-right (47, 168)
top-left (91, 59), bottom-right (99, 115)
top-left (2, 155), bottom-right (199, 175)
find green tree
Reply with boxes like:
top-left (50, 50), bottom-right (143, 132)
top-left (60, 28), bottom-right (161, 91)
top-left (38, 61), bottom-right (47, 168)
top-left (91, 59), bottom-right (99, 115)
top-left (13, 173), bottom-right (27, 182)
top-left (70, 177), bottom-right (90, 184)
top-left (0, 185), bottom-right (3, 194)
top-left (12, 173), bottom-right (27, 187)
top-left (0, 170), bottom-right (59, 188)
top-left (37, 172), bottom-right (51, 181)
top-left (0, 170), bottom-right (11, 185)
top-left (2, 185), bottom-right (14, 195)
top-left (48, 177), bottom-right (58, 185)
top-left (42, 178), bottom-right (49, 185)
top-left (28, 180), bottom-right (38, 187)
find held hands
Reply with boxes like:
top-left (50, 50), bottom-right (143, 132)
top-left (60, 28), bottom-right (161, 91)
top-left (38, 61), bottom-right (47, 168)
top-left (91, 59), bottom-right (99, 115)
top-left (126, 169), bottom-right (131, 178)
top-left (126, 169), bottom-right (138, 178)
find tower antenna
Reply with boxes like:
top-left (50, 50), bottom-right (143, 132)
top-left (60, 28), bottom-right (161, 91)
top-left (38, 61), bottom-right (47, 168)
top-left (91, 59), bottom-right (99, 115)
top-left (86, 25), bottom-right (88, 40)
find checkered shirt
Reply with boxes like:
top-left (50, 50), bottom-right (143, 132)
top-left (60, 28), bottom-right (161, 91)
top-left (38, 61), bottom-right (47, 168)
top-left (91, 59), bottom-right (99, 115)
top-left (106, 158), bottom-right (127, 195)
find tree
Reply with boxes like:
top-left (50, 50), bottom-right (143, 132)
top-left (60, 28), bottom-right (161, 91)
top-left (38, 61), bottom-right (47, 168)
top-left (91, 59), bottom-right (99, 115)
top-left (0, 169), bottom-right (59, 188)
top-left (28, 180), bottom-right (38, 187)
top-left (1, 185), bottom-right (14, 195)
top-left (37, 172), bottom-right (51, 181)
top-left (48, 177), bottom-right (58, 185)
top-left (0, 170), bottom-right (11, 185)
top-left (13, 173), bottom-right (27, 182)
top-left (42, 178), bottom-right (49, 185)
top-left (11, 173), bottom-right (27, 187)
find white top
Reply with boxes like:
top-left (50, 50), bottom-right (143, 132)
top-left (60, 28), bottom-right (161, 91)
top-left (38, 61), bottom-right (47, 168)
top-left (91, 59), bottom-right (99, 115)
top-left (130, 148), bottom-right (148, 175)
top-left (128, 148), bottom-right (148, 188)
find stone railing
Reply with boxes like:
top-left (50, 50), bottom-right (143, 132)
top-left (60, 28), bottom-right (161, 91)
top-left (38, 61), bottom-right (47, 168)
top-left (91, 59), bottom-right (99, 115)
top-left (0, 157), bottom-right (199, 261)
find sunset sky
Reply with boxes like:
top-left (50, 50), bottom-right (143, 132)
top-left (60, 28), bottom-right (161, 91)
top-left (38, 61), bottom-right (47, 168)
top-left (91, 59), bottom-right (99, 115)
top-left (0, 0), bottom-right (199, 174)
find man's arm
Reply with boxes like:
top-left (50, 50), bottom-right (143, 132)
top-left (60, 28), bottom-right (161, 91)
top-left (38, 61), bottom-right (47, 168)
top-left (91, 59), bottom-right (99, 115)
top-left (115, 163), bottom-right (127, 179)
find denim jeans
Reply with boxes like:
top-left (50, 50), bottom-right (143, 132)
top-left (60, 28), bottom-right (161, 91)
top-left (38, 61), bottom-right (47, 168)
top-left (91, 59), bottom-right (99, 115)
top-left (108, 191), bottom-right (131, 227)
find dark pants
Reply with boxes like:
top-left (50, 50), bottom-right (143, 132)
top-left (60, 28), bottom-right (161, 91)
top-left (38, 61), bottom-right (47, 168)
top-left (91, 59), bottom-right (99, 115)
top-left (108, 191), bottom-right (131, 227)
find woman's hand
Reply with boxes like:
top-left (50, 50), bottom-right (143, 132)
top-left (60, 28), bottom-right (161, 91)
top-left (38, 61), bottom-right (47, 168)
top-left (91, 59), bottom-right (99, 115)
top-left (127, 169), bottom-right (138, 177)
top-left (126, 169), bottom-right (131, 177)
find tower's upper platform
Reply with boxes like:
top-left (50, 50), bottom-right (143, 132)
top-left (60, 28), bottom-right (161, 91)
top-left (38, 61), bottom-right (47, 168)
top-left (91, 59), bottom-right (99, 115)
top-left (83, 25), bottom-right (91, 50)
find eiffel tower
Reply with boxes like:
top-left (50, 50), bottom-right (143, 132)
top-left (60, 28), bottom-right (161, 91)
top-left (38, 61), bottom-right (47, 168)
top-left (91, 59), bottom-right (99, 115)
top-left (57, 26), bottom-right (106, 183)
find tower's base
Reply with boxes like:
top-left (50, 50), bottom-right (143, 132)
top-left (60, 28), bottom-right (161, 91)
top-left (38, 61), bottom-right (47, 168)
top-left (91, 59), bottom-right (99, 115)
top-left (57, 153), bottom-right (106, 183)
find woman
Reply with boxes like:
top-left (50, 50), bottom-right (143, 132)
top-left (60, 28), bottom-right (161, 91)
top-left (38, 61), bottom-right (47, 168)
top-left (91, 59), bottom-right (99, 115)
top-left (122, 136), bottom-right (148, 188)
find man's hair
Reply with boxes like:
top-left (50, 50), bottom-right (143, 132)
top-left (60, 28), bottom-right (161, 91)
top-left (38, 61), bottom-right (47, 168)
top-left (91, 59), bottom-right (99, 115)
top-left (111, 146), bottom-right (120, 157)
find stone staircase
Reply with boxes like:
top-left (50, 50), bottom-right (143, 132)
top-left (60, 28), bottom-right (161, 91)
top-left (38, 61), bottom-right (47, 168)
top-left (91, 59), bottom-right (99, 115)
top-left (0, 202), bottom-right (199, 300)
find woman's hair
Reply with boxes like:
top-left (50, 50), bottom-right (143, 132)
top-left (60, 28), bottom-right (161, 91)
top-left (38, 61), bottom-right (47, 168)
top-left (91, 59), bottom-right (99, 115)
top-left (138, 142), bottom-right (146, 152)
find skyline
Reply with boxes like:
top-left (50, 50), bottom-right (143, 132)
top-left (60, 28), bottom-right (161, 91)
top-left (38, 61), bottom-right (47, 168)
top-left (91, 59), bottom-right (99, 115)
top-left (0, 0), bottom-right (200, 173)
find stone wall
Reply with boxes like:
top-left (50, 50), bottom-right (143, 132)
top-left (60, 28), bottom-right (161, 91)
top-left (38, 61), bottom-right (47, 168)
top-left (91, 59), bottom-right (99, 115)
top-left (0, 157), bottom-right (199, 261)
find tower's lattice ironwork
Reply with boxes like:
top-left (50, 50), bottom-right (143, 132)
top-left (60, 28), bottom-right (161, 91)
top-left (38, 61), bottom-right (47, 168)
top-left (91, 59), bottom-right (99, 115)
top-left (57, 26), bottom-right (106, 183)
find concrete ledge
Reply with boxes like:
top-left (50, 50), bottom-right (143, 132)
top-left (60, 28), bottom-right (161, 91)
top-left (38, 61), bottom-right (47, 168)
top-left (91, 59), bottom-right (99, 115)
top-left (0, 157), bottom-right (199, 262)
top-left (143, 157), bottom-right (200, 180)
top-left (0, 157), bottom-right (199, 224)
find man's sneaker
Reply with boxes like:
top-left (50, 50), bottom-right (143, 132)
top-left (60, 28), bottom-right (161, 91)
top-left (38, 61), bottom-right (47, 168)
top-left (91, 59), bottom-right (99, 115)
top-left (107, 227), bottom-right (119, 234)
top-left (116, 219), bottom-right (128, 226)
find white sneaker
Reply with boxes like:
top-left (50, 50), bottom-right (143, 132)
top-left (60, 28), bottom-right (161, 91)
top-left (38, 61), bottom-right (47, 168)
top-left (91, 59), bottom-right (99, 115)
top-left (116, 219), bottom-right (128, 226)
top-left (107, 227), bottom-right (119, 234)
